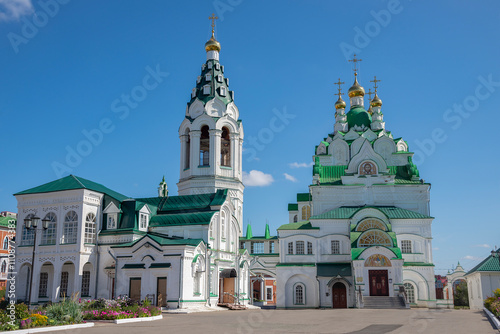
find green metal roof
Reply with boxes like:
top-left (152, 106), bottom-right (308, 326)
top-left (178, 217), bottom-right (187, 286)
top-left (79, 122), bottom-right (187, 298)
top-left (467, 253), bottom-right (500, 274)
top-left (0, 216), bottom-right (16, 228)
top-left (351, 247), bottom-right (402, 260)
top-left (277, 221), bottom-right (319, 230)
top-left (311, 206), bottom-right (433, 220)
top-left (187, 59), bottom-right (233, 108)
top-left (150, 211), bottom-right (216, 226)
top-left (288, 203), bottom-right (298, 211)
top-left (15, 175), bottom-right (129, 202)
top-left (239, 236), bottom-right (278, 241)
top-left (403, 262), bottom-right (435, 267)
top-left (245, 224), bottom-right (253, 239)
top-left (297, 193), bottom-right (312, 202)
top-left (317, 263), bottom-right (352, 277)
top-left (315, 165), bottom-right (347, 184)
top-left (136, 189), bottom-right (227, 214)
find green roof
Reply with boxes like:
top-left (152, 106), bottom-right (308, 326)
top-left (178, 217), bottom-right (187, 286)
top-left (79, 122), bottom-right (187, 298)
top-left (346, 106), bottom-right (372, 129)
top-left (351, 247), bottom-right (402, 260)
top-left (150, 211), bottom-right (216, 226)
top-left (0, 216), bottom-right (16, 228)
top-left (317, 263), bottom-right (352, 277)
top-left (15, 175), bottom-right (129, 202)
top-left (288, 203), bottom-right (298, 211)
top-left (311, 206), bottom-right (433, 220)
top-left (277, 221), bottom-right (319, 230)
top-left (246, 224), bottom-right (253, 239)
top-left (297, 193), bottom-right (312, 202)
top-left (111, 232), bottom-right (203, 248)
top-left (403, 262), bottom-right (435, 267)
top-left (467, 253), bottom-right (500, 274)
top-left (136, 189), bottom-right (227, 214)
top-left (187, 59), bottom-right (233, 108)
top-left (315, 165), bottom-right (347, 184)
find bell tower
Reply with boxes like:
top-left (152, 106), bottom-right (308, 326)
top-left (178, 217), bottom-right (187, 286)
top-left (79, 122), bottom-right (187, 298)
top-left (177, 14), bottom-right (244, 233)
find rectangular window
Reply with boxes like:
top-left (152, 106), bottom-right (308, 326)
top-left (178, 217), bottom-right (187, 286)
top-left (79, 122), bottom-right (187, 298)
top-left (219, 86), bottom-right (227, 96)
top-left (60, 271), bottom-right (69, 297)
top-left (288, 242), bottom-right (293, 255)
top-left (140, 214), bottom-right (148, 229)
top-left (295, 285), bottom-right (304, 305)
top-left (205, 73), bottom-right (212, 81)
top-left (266, 287), bottom-right (273, 301)
top-left (402, 240), bottom-right (412, 253)
top-left (62, 222), bottom-right (77, 244)
top-left (331, 240), bottom-right (340, 254)
top-left (270, 241), bottom-right (275, 253)
top-left (307, 242), bottom-right (313, 254)
top-left (296, 241), bottom-right (305, 255)
top-left (251, 242), bottom-right (264, 254)
top-left (81, 271), bottom-right (91, 297)
top-left (38, 272), bottom-right (48, 297)
top-left (42, 223), bottom-right (56, 245)
top-left (203, 85), bottom-right (211, 95)
top-left (21, 226), bottom-right (34, 246)
top-left (240, 241), bottom-right (246, 249)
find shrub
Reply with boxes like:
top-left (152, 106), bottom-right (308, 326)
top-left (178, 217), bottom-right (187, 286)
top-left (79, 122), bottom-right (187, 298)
top-left (485, 296), bottom-right (496, 310)
top-left (45, 299), bottom-right (83, 324)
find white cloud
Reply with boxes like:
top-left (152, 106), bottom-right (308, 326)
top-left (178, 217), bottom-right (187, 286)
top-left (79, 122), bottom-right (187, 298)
top-left (433, 247), bottom-right (439, 251)
top-left (463, 255), bottom-right (481, 261)
top-left (284, 173), bottom-right (298, 183)
top-left (242, 170), bottom-right (274, 187)
top-left (0, 0), bottom-right (33, 22)
top-left (289, 162), bottom-right (313, 168)
top-left (473, 244), bottom-right (491, 249)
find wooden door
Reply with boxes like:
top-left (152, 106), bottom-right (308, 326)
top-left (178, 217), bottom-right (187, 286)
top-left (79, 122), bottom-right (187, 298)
top-left (129, 278), bottom-right (141, 302)
top-left (157, 277), bottom-right (167, 307)
top-left (369, 270), bottom-right (389, 296)
top-left (223, 278), bottom-right (234, 303)
top-left (332, 282), bottom-right (347, 308)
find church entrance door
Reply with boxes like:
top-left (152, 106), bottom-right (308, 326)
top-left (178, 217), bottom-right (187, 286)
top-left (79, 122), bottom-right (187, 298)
top-left (157, 277), bottom-right (167, 307)
top-left (129, 277), bottom-right (141, 301)
top-left (369, 270), bottom-right (389, 296)
top-left (332, 282), bottom-right (347, 308)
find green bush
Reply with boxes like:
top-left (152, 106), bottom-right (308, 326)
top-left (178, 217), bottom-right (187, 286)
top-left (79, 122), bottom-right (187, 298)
top-left (0, 287), bottom-right (6, 300)
top-left (45, 299), bottom-right (83, 324)
top-left (485, 296), bottom-right (496, 310)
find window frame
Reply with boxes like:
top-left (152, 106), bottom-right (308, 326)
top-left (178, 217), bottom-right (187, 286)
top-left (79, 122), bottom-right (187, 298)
top-left (401, 240), bottom-right (412, 254)
top-left (331, 240), bottom-right (340, 254)
top-left (84, 213), bottom-right (96, 244)
top-left (62, 211), bottom-right (78, 244)
top-left (307, 241), bottom-right (313, 255)
top-left (81, 270), bottom-right (91, 297)
top-left (41, 212), bottom-right (57, 245)
top-left (294, 283), bottom-right (305, 305)
top-left (296, 241), bottom-right (305, 255)
top-left (38, 272), bottom-right (48, 298)
top-left (287, 242), bottom-right (294, 255)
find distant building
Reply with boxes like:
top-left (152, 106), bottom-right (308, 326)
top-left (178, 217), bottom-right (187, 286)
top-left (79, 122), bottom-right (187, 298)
top-left (0, 213), bottom-right (16, 289)
top-left (239, 224), bottom-right (279, 306)
top-left (466, 250), bottom-right (500, 310)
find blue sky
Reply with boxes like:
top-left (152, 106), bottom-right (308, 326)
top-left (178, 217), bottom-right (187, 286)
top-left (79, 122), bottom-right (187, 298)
top-left (0, 0), bottom-right (499, 274)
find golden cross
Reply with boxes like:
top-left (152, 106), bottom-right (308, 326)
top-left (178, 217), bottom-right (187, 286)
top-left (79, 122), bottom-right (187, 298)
top-left (334, 78), bottom-right (344, 98)
top-left (370, 76), bottom-right (381, 93)
top-left (367, 89), bottom-right (374, 100)
top-left (348, 54), bottom-right (362, 75)
top-left (209, 13), bottom-right (218, 35)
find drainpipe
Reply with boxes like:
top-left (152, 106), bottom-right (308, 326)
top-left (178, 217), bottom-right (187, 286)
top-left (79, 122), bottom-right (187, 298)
top-left (206, 246), bottom-right (212, 307)
top-left (107, 250), bottom-right (117, 299)
top-left (178, 255), bottom-right (183, 308)
top-left (94, 229), bottom-right (101, 299)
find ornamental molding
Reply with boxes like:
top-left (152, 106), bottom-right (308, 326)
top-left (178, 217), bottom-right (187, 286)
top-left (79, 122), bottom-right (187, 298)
top-left (38, 256), bottom-right (56, 263)
top-left (60, 256), bottom-right (76, 263)
top-left (63, 204), bottom-right (80, 211)
top-left (42, 206), bottom-right (58, 213)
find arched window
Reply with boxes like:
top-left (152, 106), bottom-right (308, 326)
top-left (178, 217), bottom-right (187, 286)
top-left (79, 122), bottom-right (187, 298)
top-left (185, 129), bottom-right (190, 169)
top-left (221, 211), bottom-right (226, 239)
top-left (404, 282), bottom-right (415, 304)
top-left (3, 236), bottom-right (8, 250)
top-left (358, 230), bottom-right (392, 247)
top-left (301, 205), bottom-right (311, 221)
top-left (293, 215), bottom-right (298, 223)
top-left (21, 213), bottom-right (35, 246)
top-left (62, 211), bottom-right (78, 244)
top-left (356, 218), bottom-right (387, 232)
top-left (84, 213), bottom-right (96, 244)
top-left (294, 284), bottom-right (305, 305)
top-left (200, 125), bottom-right (210, 166)
top-left (41, 212), bottom-right (57, 245)
top-left (221, 127), bottom-right (231, 167)
top-left (1, 260), bottom-right (6, 273)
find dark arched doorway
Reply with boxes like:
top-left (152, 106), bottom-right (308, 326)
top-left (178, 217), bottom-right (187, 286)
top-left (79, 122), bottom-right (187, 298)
top-left (332, 282), bottom-right (347, 308)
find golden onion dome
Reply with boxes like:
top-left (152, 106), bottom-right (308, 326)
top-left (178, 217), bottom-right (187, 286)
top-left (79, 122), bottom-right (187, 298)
top-left (348, 77), bottom-right (365, 98)
top-left (335, 96), bottom-right (346, 110)
top-left (205, 35), bottom-right (221, 52)
top-left (370, 93), bottom-right (382, 107)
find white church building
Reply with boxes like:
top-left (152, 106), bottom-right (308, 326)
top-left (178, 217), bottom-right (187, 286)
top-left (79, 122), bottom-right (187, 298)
top-left (13, 25), bottom-right (251, 309)
top-left (276, 64), bottom-right (436, 309)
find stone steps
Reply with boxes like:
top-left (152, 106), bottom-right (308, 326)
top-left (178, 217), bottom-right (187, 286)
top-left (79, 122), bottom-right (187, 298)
top-left (363, 296), bottom-right (407, 309)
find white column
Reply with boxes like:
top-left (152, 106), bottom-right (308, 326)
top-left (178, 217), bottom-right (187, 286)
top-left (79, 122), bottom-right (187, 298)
top-left (229, 133), bottom-right (238, 178)
top-left (73, 259), bottom-right (81, 299)
top-left (190, 130), bottom-right (201, 172)
top-left (179, 133), bottom-right (187, 172)
top-left (30, 260), bottom-right (40, 304)
top-left (210, 129), bottom-right (222, 173)
top-left (51, 264), bottom-right (61, 302)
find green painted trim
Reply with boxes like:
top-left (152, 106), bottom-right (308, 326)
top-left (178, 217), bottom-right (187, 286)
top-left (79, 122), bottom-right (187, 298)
top-left (217, 259), bottom-right (233, 263)
top-left (60, 242), bottom-right (77, 245)
top-left (403, 262), bottom-right (435, 267)
top-left (220, 166), bottom-right (232, 170)
top-left (198, 165), bottom-right (210, 168)
top-left (276, 263), bottom-right (315, 267)
top-left (39, 243), bottom-right (56, 246)
top-left (180, 299), bottom-right (207, 302)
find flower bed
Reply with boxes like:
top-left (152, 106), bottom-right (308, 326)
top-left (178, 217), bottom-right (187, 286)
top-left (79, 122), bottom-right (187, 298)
top-left (0, 296), bottom-right (161, 331)
top-left (484, 289), bottom-right (500, 319)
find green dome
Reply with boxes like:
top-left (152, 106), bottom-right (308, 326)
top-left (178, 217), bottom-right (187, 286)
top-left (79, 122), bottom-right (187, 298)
top-left (346, 106), bottom-right (372, 130)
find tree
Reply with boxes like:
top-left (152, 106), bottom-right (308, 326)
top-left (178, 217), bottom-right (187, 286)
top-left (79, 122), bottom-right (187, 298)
top-left (454, 281), bottom-right (469, 307)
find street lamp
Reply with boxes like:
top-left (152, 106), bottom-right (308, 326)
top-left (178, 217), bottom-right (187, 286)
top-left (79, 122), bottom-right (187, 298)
top-left (25, 216), bottom-right (49, 307)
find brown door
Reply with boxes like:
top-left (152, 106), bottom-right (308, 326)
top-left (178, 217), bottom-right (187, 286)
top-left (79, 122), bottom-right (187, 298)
top-left (369, 270), bottom-right (389, 296)
top-left (129, 278), bottom-right (141, 301)
top-left (223, 277), bottom-right (234, 303)
top-left (157, 277), bottom-right (167, 307)
top-left (332, 282), bottom-right (347, 308)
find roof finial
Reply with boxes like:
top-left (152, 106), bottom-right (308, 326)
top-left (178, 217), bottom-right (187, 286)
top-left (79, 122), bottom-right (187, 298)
top-left (348, 54), bottom-right (362, 77)
top-left (370, 76), bottom-right (381, 93)
top-left (367, 89), bottom-right (374, 100)
top-left (334, 78), bottom-right (346, 110)
top-left (209, 13), bottom-right (218, 37)
top-left (335, 78), bottom-right (345, 98)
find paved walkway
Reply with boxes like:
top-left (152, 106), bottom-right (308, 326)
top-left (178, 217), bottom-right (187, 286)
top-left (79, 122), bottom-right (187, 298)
top-left (64, 308), bottom-right (497, 334)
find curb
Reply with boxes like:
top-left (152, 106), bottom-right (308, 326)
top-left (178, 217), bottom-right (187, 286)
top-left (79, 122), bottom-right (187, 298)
top-left (0, 322), bottom-right (94, 334)
top-left (484, 307), bottom-right (500, 329)
top-left (114, 315), bottom-right (163, 324)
